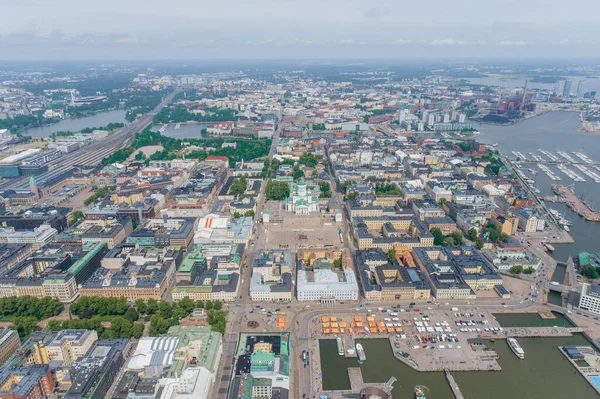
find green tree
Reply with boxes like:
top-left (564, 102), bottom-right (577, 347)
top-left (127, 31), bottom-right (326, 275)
top-left (124, 308), bottom-right (139, 322)
top-left (467, 228), bottom-right (478, 242)
top-left (333, 259), bottom-right (342, 268)
top-left (265, 180), bottom-right (290, 200)
top-left (177, 297), bottom-right (195, 318)
top-left (230, 177), bottom-right (247, 197)
top-left (431, 228), bottom-right (445, 246)
top-left (475, 238), bottom-right (484, 250)
top-left (135, 299), bottom-right (147, 315)
top-left (499, 233), bottom-right (511, 243)
top-left (388, 249), bottom-right (397, 263)
top-left (447, 231), bottom-right (464, 246)
top-left (509, 265), bottom-right (524, 274)
top-left (213, 301), bottom-right (223, 311)
top-left (581, 265), bottom-right (600, 279)
top-left (146, 298), bottom-right (159, 315)
top-left (68, 210), bottom-right (84, 226)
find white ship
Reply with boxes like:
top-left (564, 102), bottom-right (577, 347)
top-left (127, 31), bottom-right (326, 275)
top-left (356, 343), bottom-right (366, 363)
top-left (336, 336), bottom-right (344, 356)
top-left (507, 337), bottom-right (525, 359)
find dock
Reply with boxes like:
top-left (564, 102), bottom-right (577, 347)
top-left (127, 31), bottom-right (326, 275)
top-left (444, 370), bottom-right (465, 399)
top-left (480, 326), bottom-right (580, 338)
top-left (345, 336), bottom-right (357, 358)
top-left (552, 185), bottom-right (600, 221)
top-left (559, 346), bottom-right (600, 395)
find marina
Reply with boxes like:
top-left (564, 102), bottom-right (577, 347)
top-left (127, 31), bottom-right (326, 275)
top-left (537, 163), bottom-right (561, 181)
top-left (556, 164), bottom-right (585, 182)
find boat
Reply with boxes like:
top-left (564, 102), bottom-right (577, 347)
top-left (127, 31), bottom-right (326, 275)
top-left (563, 225), bottom-right (570, 232)
top-left (415, 386), bottom-right (428, 398)
top-left (356, 343), bottom-right (366, 363)
top-left (543, 242), bottom-right (555, 252)
top-left (336, 336), bottom-right (344, 356)
top-left (507, 337), bottom-right (525, 359)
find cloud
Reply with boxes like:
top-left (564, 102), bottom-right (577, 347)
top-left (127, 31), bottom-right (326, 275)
top-left (499, 40), bottom-right (531, 46)
top-left (429, 39), bottom-right (484, 46)
top-left (390, 39), bottom-right (413, 45)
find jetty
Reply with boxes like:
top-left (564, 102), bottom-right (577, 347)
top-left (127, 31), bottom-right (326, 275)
top-left (552, 185), bottom-right (600, 221)
top-left (445, 370), bottom-right (465, 399)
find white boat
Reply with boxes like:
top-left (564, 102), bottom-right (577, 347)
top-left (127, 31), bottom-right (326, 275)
top-left (507, 338), bottom-right (525, 359)
top-left (336, 336), bottom-right (344, 356)
top-left (356, 343), bottom-right (366, 363)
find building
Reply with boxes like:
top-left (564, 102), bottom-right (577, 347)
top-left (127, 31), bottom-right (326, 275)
top-left (0, 365), bottom-right (54, 399)
top-left (126, 336), bottom-right (179, 378)
top-left (0, 329), bottom-right (20, 366)
top-left (0, 206), bottom-right (69, 232)
top-left (356, 249), bottom-right (431, 301)
top-left (155, 326), bottom-right (223, 399)
top-left (413, 246), bottom-right (502, 299)
top-left (284, 180), bottom-right (319, 214)
top-left (229, 334), bottom-right (290, 399)
top-left (80, 244), bottom-right (181, 301)
top-left (46, 329), bottom-right (98, 366)
top-left (76, 216), bottom-right (134, 249)
top-left (0, 224), bottom-right (57, 250)
top-left (64, 339), bottom-right (128, 399)
top-left (0, 244), bottom-right (33, 270)
top-left (128, 217), bottom-right (196, 250)
top-left (249, 249), bottom-right (293, 302)
top-left (296, 259), bottom-right (359, 302)
top-left (579, 283), bottom-right (600, 314)
top-left (485, 240), bottom-right (541, 272)
top-left (172, 243), bottom-right (242, 302)
top-left (2, 331), bottom-right (56, 368)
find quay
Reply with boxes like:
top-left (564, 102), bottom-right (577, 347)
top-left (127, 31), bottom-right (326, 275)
top-left (559, 346), bottom-right (600, 395)
top-left (445, 370), bottom-right (465, 399)
top-left (320, 368), bottom-right (395, 399)
top-left (552, 184), bottom-right (600, 221)
top-left (345, 335), bottom-right (357, 358)
top-left (480, 326), bottom-right (583, 339)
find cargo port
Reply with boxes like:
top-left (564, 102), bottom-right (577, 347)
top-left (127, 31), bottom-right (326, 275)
top-left (552, 185), bottom-right (600, 221)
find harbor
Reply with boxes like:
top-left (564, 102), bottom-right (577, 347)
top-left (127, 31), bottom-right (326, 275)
top-left (552, 185), bottom-right (600, 221)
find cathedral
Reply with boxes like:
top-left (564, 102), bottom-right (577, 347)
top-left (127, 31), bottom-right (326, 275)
top-left (284, 180), bottom-right (319, 215)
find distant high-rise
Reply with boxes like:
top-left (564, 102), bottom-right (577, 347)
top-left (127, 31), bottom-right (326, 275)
top-left (442, 113), bottom-right (450, 123)
top-left (398, 109), bottom-right (408, 124)
top-left (563, 80), bottom-right (572, 97)
top-left (555, 80), bottom-right (566, 96)
top-left (458, 113), bottom-right (466, 123)
top-left (577, 80), bottom-right (585, 98)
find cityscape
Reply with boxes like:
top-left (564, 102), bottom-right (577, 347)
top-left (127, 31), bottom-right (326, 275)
top-left (2, 2), bottom-right (600, 399)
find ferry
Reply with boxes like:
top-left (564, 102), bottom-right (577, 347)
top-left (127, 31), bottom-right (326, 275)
top-left (356, 343), bottom-right (366, 363)
top-left (336, 337), bottom-right (344, 356)
top-left (543, 242), bottom-right (555, 252)
top-left (507, 337), bottom-right (525, 359)
top-left (415, 386), bottom-right (427, 398)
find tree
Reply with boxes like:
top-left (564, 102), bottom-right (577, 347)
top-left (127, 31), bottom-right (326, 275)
top-left (124, 308), bottom-right (139, 322)
top-left (581, 265), bottom-right (600, 279)
top-left (509, 266), bottom-right (524, 274)
top-left (149, 315), bottom-right (171, 336)
top-left (177, 297), bottom-right (195, 318)
top-left (523, 267), bottom-right (535, 275)
top-left (230, 177), bottom-right (247, 197)
top-left (475, 238), bottom-right (484, 250)
top-left (265, 180), bottom-right (290, 201)
top-left (245, 210), bottom-right (255, 218)
top-left (158, 301), bottom-right (173, 319)
top-left (467, 228), bottom-right (478, 242)
top-left (9, 317), bottom-right (40, 339)
top-left (499, 233), bottom-right (511, 243)
top-left (135, 151), bottom-right (146, 161)
top-left (135, 299), bottom-right (147, 315)
top-left (388, 249), bottom-right (397, 264)
top-left (68, 211), bottom-right (84, 226)
top-left (333, 259), bottom-right (342, 268)
top-left (213, 301), bottom-right (223, 311)
top-left (205, 300), bottom-right (214, 311)
top-left (438, 198), bottom-right (447, 206)
top-left (447, 231), bottom-right (464, 246)
top-left (431, 228), bottom-right (445, 246)
top-left (443, 236), bottom-right (456, 247)
top-left (146, 298), bottom-right (159, 315)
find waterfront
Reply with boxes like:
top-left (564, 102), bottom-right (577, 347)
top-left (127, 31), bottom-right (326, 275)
top-left (548, 290), bottom-right (565, 306)
top-left (320, 333), bottom-right (596, 399)
top-left (466, 76), bottom-right (600, 93)
top-left (22, 109), bottom-right (129, 138)
top-left (492, 312), bottom-right (573, 328)
top-left (478, 111), bottom-right (600, 261)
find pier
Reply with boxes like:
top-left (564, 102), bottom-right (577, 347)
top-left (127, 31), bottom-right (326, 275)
top-left (444, 370), bottom-right (465, 399)
top-left (552, 185), bottom-right (600, 221)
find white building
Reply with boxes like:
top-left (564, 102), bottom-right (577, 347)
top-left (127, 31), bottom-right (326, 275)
top-left (284, 180), bottom-right (319, 215)
top-left (297, 269), bottom-right (359, 302)
top-left (579, 284), bottom-right (600, 314)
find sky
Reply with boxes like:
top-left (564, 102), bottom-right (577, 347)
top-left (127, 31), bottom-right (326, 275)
top-left (1, 0), bottom-right (600, 60)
